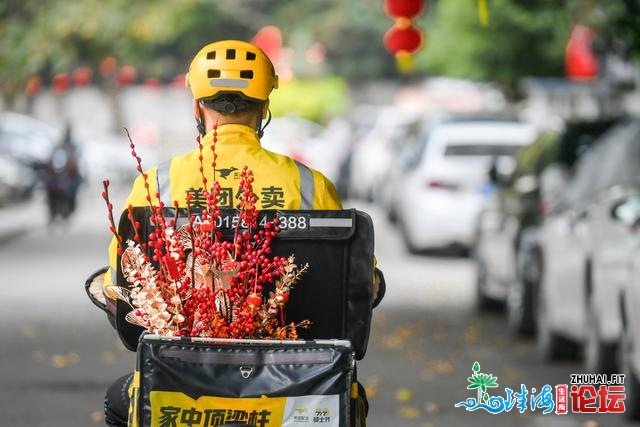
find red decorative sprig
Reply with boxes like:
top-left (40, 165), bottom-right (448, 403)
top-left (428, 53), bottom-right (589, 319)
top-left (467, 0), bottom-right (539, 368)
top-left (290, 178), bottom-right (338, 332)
top-left (103, 127), bottom-right (310, 339)
top-left (102, 179), bottom-right (123, 256)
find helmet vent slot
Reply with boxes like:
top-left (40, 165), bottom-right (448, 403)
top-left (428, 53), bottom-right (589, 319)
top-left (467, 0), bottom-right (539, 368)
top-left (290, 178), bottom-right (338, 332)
top-left (246, 52), bottom-right (256, 60)
top-left (206, 51), bottom-right (216, 60)
top-left (208, 69), bottom-right (221, 78)
top-left (240, 70), bottom-right (254, 79)
top-left (226, 49), bottom-right (236, 60)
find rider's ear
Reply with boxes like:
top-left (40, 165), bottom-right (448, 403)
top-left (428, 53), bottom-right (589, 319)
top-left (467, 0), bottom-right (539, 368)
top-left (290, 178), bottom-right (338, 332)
top-left (262, 100), bottom-right (270, 119)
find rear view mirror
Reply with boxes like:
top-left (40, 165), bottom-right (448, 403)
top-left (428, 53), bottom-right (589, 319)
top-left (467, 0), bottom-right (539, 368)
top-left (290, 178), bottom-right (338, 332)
top-left (488, 156), bottom-right (516, 186)
top-left (611, 195), bottom-right (640, 226)
top-left (514, 175), bottom-right (538, 194)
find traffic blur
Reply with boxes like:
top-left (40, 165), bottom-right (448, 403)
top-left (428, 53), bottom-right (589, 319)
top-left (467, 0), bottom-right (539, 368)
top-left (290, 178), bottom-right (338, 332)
top-left (3, 76), bottom-right (640, 422)
top-left (472, 115), bottom-right (640, 419)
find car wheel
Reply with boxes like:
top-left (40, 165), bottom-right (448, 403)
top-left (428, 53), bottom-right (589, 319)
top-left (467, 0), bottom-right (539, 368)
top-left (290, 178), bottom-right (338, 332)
top-left (584, 305), bottom-right (617, 374)
top-left (508, 239), bottom-right (539, 336)
top-left (399, 217), bottom-right (421, 255)
top-left (386, 204), bottom-right (398, 224)
top-left (475, 260), bottom-right (500, 311)
top-left (507, 274), bottom-right (535, 336)
top-left (535, 278), bottom-right (579, 361)
top-left (620, 328), bottom-right (640, 419)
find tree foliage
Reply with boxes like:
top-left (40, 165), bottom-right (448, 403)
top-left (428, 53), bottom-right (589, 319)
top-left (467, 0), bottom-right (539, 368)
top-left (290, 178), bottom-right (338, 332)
top-left (416, 0), bottom-right (572, 93)
top-left (1, 0), bottom-right (638, 106)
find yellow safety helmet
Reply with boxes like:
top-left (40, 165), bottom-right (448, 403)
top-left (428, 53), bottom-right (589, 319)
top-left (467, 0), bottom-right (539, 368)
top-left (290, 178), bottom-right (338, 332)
top-left (186, 40), bottom-right (279, 102)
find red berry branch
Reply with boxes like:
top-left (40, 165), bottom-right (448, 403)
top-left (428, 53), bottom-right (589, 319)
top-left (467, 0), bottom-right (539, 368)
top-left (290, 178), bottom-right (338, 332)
top-left (103, 127), bottom-right (310, 339)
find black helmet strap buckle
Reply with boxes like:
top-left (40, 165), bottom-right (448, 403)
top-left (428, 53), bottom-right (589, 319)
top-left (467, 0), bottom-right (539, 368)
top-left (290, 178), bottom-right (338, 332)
top-left (197, 95), bottom-right (270, 139)
top-left (206, 96), bottom-right (251, 114)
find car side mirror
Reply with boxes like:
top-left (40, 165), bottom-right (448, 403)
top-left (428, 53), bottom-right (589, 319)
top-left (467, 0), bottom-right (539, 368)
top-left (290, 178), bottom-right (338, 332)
top-left (514, 175), bottom-right (538, 194)
top-left (488, 156), bottom-right (516, 187)
top-left (611, 195), bottom-right (640, 227)
top-left (488, 162), bottom-right (498, 183)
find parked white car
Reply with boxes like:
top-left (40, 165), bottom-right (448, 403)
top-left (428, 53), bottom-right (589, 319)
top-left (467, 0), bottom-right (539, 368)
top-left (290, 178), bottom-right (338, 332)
top-left (260, 115), bottom-right (349, 186)
top-left (394, 118), bottom-right (537, 253)
top-left (535, 119), bottom-right (640, 375)
top-left (0, 153), bottom-right (36, 204)
top-left (348, 106), bottom-right (420, 202)
top-left (472, 118), bottom-right (617, 323)
top-left (0, 112), bottom-right (59, 165)
top-left (613, 192), bottom-right (640, 420)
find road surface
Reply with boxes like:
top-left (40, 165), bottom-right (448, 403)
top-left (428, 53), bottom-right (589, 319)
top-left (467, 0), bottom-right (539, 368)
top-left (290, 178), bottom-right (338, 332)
top-left (0, 185), bottom-right (633, 426)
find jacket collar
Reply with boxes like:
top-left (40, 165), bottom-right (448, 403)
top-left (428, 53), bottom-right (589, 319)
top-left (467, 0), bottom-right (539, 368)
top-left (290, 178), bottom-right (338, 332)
top-left (202, 124), bottom-right (260, 147)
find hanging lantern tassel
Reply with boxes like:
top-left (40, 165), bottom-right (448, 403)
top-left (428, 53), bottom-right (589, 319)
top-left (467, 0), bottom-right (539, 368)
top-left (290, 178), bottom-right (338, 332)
top-left (478, 0), bottom-right (489, 27)
top-left (395, 52), bottom-right (415, 74)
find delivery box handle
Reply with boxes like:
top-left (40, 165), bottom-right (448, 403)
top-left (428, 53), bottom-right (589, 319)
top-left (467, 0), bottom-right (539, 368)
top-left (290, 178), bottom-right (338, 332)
top-left (159, 347), bottom-right (333, 365)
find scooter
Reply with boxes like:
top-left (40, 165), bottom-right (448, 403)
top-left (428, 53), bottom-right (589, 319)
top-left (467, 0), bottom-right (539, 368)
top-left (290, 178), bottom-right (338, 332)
top-left (84, 208), bottom-right (380, 427)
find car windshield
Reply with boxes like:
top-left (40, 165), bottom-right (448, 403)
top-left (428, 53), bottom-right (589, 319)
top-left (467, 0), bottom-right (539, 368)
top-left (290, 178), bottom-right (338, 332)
top-left (444, 144), bottom-right (524, 157)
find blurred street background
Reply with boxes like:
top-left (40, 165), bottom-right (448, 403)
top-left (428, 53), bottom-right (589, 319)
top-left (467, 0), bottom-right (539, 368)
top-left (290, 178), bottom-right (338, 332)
top-left (2, 1), bottom-right (640, 426)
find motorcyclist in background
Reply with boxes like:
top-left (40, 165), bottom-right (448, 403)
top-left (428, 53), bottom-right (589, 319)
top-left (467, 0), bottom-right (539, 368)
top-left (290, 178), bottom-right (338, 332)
top-left (101, 39), bottom-right (384, 426)
top-left (41, 122), bottom-right (82, 224)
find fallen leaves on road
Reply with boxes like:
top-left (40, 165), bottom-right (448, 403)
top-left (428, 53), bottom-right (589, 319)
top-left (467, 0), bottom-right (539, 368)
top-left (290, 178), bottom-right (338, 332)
top-left (22, 325), bottom-right (36, 338)
top-left (502, 367), bottom-right (522, 381)
top-left (90, 411), bottom-right (104, 423)
top-left (419, 358), bottom-right (455, 382)
top-left (463, 324), bottom-right (478, 344)
top-left (397, 405), bottom-right (421, 419)
top-left (425, 401), bottom-right (441, 414)
top-left (31, 350), bottom-right (80, 368)
top-left (493, 335), bottom-right (509, 349)
top-left (364, 375), bottom-right (380, 398)
top-left (382, 325), bottom-right (418, 349)
top-left (101, 351), bottom-right (116, 364)
top-left (396, 388), bottom-right (413, 403)
top-left (50, 352), bottom-right (80, 368)
top-left (430, 360), bottom-right (453, 375)
top-left (395, 388), bottom-right (422, 419)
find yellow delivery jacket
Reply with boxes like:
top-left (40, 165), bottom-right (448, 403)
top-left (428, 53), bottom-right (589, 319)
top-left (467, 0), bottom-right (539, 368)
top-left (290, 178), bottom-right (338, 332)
top-left (105, 123), bottom-right (342, 288)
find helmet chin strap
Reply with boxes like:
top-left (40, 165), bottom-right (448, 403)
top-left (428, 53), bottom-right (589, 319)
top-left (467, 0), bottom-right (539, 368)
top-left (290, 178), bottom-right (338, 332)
top-left (257, 109), bottom-right (272, 139)
top-left (195, 103), bottom-right (206, 138)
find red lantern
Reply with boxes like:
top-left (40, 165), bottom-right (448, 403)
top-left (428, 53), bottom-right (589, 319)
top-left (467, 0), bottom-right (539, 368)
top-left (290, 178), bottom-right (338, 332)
top-left (99, 56), bottom-right (118, 77)
top-left (384, 0), bottom-right (424, 19)
top-left (171, 73), bottom-right (186, 89)
top-left (565, 25), bottom-right (598, 80)
top-left (25, 75), bottom-right (42, 97)
top-left (117, 65), bottom-right (137, 87)
top-left (252, 26), bottom-right (283, 63)
top-left (51, 73), bottom-right (70, 94)
top-left (383, 25), bottom-right (423, 55)
top-left (144, 78), bottom-right (161, 89)
top-left (72, 66), bottom-right (93, 87)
